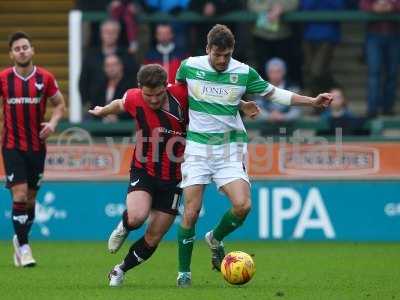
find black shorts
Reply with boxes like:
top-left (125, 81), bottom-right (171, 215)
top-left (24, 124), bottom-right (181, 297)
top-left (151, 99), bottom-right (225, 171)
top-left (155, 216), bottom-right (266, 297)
top-left (127, 168), bottom-right (182, 215)
top-left (2, 148), bottom-right (46, 190)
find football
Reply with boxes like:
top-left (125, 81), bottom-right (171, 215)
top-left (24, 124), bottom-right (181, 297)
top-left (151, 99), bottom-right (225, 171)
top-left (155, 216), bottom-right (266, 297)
top-left (221, 251), bottom-right (255, 285)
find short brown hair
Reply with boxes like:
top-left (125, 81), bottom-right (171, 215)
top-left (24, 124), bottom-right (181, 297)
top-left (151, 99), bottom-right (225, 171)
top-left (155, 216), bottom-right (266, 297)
top-left (207, 24), bottom-right (235, 50)
top-left (137, 64), bottom-right (167, 88)
top-left (9, 31), bottom-right (32, 49)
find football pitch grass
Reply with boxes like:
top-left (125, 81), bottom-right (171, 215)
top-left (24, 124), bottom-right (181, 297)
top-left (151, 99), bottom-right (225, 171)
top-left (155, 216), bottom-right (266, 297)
top-left (0, 241), bottom-right (399, 300)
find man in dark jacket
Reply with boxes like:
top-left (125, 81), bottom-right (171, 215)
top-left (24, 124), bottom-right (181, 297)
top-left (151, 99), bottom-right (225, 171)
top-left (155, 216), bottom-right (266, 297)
top-left (87, 54), bottom-right (135, 122)
top-left (144, 24), bottom-right (187, 84)
top-left (79, 19), bottom-right (139, 109)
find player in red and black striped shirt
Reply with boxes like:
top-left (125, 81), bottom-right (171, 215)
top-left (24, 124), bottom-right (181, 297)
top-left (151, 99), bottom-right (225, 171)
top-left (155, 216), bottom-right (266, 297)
top-left (88, 64), bottom-right (259, 287)
top-left (89, 64), bottom-right (186, 286)
top-left (124, 80), bottom-right (188, 183)
top-left (0, 32), bottom-right (66, 267)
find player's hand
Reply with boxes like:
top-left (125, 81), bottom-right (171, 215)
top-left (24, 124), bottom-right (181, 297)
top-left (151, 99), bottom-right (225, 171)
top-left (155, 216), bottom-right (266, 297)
top-left (39, 122), bottom-right (56, 140)
top-left (241, 101), bottom-right (260, 119)
top-left (313, 93), bottom-right (333, 109)
top-left (88, 106), bottom-right (105, 117)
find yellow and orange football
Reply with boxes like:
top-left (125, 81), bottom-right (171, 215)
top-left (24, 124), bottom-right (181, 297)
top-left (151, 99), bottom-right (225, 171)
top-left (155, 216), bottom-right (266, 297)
top-left (221, 251), bottom-right (255, 285)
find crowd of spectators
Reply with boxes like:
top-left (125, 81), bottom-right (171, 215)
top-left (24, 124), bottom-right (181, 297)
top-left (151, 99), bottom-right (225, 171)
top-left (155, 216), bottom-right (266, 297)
top-left (76, 0), bottom-right (400, 132)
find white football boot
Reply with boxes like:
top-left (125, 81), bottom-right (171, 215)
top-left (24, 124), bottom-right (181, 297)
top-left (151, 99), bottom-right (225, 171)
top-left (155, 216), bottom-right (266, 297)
top-left (108, 221), bottom-right (129, 253)
top-left (19, 244), bottom-right (36, 267)
top-left (12, 235), bottom-right (21, 267)
top-left (108, 265), bottom-right (124, 287)
top-left (176, 272), bottom-right (192, 288)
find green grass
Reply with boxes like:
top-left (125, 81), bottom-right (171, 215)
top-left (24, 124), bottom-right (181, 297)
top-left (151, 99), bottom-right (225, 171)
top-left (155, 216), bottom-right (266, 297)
top-left (0, 241), bottom-right (399, 300)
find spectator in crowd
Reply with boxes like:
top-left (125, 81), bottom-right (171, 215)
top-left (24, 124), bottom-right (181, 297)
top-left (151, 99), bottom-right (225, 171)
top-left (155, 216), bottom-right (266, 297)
top-left (87, 54), bottom-right (134, 122)
top-left (79, 19), bottom-right (139, 109)
top-left (360, 0), bottom-right (400, 118)
top-left (144, 24), bottom-right (187, 84)
top-left (301, 0), bottom-right (345, 96)
top-left (108, 0), bottom-right (140, 54)
top-left (320, 87), bottom-right (368, 135)
top-left (251, 58), bottom-right (301, 124)
top-left (189, 1), bottom-right (245, 57)
top-left (142, 0), bottom-right (191, 50)
top-left (247, 0), bottom-right (299, 83)
top-left (321, 87), bottom-right (354, 121)
top-left (75, 0), bottom-right (111, 47)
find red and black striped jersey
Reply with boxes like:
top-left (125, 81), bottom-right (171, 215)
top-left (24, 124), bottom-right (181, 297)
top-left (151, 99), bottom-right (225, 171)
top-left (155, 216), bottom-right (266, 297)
top-left (0, 66), bottom-right (59, 151)
top-left (123, 84), bottom-right (188, 181)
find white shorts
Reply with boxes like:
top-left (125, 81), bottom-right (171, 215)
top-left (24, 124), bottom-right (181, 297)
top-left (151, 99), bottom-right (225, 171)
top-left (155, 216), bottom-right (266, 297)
top-left (180, 154), bottom-right (250, 190)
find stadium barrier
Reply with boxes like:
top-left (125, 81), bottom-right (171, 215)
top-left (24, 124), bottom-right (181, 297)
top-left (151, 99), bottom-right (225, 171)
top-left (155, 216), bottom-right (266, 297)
top-left (1, 141), bottom-right (400, 180)
top-left (1, 137), bottom-right (400, 241)
top-left (80, 10), bottom-right (400, 23)
top-left (1, 180), bottom-right (399, 241)
top-left (54, 119), bottom-right (400, 139)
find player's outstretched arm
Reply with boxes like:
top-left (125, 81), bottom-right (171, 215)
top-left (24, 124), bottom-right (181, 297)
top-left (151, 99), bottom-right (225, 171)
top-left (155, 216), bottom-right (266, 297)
top-left (291, 92), bottom-right (333, 108)
top-left (239, 100), bottom-right (260, 119)
top-left (88, 99), bottom-right (125, 117)
top-left (265, 87), bottom-right (333, 108)
top-left (40, 91), bottom-right (66, 139)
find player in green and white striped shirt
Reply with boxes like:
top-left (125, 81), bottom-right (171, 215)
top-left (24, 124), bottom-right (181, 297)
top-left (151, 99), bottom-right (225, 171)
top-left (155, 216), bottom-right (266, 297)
top-left (176, 24), bottom-right (333, 287)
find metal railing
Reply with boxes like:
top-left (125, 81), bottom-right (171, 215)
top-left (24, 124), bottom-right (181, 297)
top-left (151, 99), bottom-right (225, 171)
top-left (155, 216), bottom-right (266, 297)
top-left (81, 10), bottom-right (400, 22)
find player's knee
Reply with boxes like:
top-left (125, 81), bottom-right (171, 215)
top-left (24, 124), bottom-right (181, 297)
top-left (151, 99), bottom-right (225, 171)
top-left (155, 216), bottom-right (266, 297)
top-left (183, 208), bottom-right (200, 226)
top-left (126, 213), bottom-right (146, 228)
top-left (232, 199), bottom-right (251, 218)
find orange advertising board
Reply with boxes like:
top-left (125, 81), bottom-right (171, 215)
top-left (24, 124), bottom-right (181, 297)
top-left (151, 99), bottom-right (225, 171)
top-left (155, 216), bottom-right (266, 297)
top-left (0, 142), bottom-right (399, 180)
top-left (247, 143), bottom-right (400, 179)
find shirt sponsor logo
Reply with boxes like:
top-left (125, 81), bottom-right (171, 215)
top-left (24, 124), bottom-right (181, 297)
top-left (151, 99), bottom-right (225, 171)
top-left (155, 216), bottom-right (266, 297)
top-left (157, 127), bottom-right (185, 136)
top-left (7, 97), bottom-right (41, 104)
top-left (192, 82), bottom-right (241, 103)
top-left (201, 86), bottom-right (229, 96)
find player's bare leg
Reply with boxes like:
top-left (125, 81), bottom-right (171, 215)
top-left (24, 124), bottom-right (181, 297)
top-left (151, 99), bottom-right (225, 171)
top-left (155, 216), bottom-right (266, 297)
top-left (108, 191), bottom-right (152, 253)
top-left (109, 210), bottom-right (175, 287)
top-left (177, 184), bottom-right (204, 288)
top-left (205, 179), bottom-right (251, 271)
top-left (11, 183), bottom-right (36, 267)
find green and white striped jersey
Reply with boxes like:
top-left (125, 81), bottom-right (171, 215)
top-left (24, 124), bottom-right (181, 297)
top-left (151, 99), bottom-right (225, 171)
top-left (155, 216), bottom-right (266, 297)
top-left (176, 55), bottom-right (273, 157)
